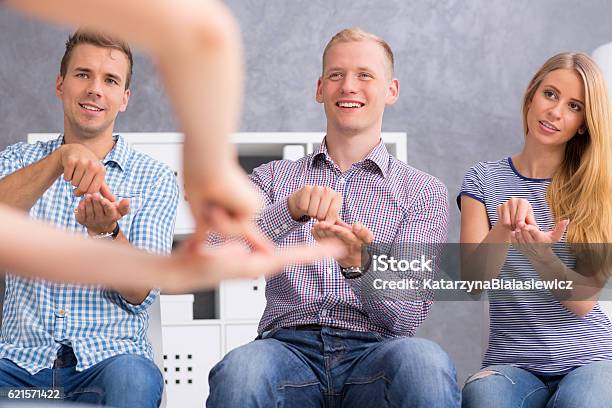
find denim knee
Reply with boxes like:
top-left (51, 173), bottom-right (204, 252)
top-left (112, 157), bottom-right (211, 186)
top-left (462, 365), bottom-right (548, 408)
top-left (388, 337), bottom-right (456, 377)
top-left (207, 338), bottom-right (320, 408)
top-left (551, 361), bottom-right (612, 408)
top-left (380, 338), bottom-right (459, 407)
top-left (99, 354), bottom-right (163, 407)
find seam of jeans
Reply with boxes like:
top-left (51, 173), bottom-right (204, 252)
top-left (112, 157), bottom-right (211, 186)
top-left (324, 354), bottom-right (334, 395)
top-left (344, 372), bottom-right (390, 386)
top-left (548, 387), bottom-right (561, 408)
top-left (341, 375), bottom-right (398, 408)
top-left (276, 380), bottom-right (320, 390)
top-left (371, 332), bottom-right (385, 342)
top-left (68, 387), bottom-right (104, 396)
top-left (521, 386), bottom-right (548, 408)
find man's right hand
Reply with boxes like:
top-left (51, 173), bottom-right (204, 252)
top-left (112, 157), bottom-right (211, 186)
top-left (287, 185), bottom-right (342, 223)
top-left (58, 144), bottom-right (107, 196)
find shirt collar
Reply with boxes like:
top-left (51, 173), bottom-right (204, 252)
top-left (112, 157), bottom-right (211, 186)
top-left (102, 134), bottom-right (129, 171)
top-left (56, 134), bottom-right (129, 171)
top-left (309, 136), bottom-right (390, 177)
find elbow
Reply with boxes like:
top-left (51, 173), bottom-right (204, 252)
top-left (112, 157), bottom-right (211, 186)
top-left (180, 4), bottom-right (240, 54)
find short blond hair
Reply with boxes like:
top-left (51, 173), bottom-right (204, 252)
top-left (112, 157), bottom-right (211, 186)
top-left (322, 28), bottom-right (394, 78)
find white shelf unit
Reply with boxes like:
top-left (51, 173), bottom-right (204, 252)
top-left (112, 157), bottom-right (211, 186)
top-left (29, 131), bottom-right (407, 408)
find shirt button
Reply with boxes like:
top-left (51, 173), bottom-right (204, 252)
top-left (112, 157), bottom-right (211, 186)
top-left (321, 309), bottom-right (328, 318)
top-left (338, 178), bottom-right (346, 184)
top-left (58, 309), bottom-right (66, 317)
top-left (326, 268), bottom-right (333, 275)
top-left (273, 228), bottom-right (280, 234)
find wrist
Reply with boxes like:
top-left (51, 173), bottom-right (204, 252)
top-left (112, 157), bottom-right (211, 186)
top-left (338, 256), bottom-right (361, 269)
top-left (339, 248), bottom-right (372, 271)
top-left (528, 247), bottom-right (556, 265)
top-left (89, 222), bottom-right (119, 238)
top-left (287, 196), bottom-right (307, 222)
top-left (491, 222), bottom-right (513, 243)
top-left (51, 147), bottom-right (66, 178)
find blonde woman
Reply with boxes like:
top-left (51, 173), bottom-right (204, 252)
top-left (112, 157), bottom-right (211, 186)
top-left (459, 53), bottom-right (612, 408)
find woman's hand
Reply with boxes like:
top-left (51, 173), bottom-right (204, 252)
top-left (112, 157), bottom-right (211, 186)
top-left (511, 220), bottom-right (569, 262)
top-left (496, 197), bottom-right (538, 231)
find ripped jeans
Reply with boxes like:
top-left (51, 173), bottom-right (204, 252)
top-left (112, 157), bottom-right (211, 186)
top-left (462, 362), bottom-right (612, 408)
top-left (207, 326), bottom-right (460, 407)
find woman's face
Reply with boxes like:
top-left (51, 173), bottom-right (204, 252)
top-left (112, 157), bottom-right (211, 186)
top-left (526, 68), bottom-right (586, 147)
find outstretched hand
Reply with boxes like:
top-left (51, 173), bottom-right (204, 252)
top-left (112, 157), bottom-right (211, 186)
top-left (161, 234), bottom-right (345, 294)
top-left (75, 185), bottom-right (130, 236)
top-left (511, 219), bottom-right (569, 260)
top-left (311, 220), bottom-right (373, 268)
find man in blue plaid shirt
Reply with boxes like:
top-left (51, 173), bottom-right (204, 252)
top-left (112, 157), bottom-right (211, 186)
top-left (0, 29), bottom-right (178, 407)
top-left (208, 28), bottom-right (459, 407)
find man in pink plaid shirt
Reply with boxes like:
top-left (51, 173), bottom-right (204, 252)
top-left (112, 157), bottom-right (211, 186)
top-left (208, 28), bottom-right (459, 408)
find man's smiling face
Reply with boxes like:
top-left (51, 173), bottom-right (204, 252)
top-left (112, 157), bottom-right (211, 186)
top-left (56, 43), bottom-right (130, 140)
top-left (316, 40), bottom-right (398, 137)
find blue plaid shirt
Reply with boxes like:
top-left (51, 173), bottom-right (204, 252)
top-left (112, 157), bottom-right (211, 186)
top-left (0, 134), bottom-right (179, 374)
top-left (251, 139), bottom-right (449, 337)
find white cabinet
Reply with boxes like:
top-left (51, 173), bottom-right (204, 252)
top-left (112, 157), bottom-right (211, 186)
top-left (218, 277), bottom-right (266, 321)
top-left (225, 323), bottom-right (260, 353)
top-left (161, 322), bottom-right (222, 408)
top-left (29, 131), bottom-right (407, 407)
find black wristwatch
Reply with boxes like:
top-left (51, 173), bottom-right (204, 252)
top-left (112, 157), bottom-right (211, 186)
top-left (340, 250), bottom-right (373, 279)
top-left (93, 223), bottom-right (120, 240)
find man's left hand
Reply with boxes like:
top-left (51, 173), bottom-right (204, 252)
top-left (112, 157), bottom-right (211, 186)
top-left (311, 220), bottom-right (373, 268)
top-left (75, 188), bottom-right (130, 236)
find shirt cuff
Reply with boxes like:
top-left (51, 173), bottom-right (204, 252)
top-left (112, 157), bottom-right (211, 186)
top-left (257, 197), bottom-right (309, 241)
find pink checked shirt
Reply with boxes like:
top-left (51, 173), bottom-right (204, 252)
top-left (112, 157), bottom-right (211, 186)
top-left (250, 139), bottom-right (448, 337)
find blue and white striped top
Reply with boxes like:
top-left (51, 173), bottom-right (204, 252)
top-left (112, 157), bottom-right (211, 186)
top-left (459, 157), bottom-right (612, 375)
top-left (0, 134), bottom-right (179, 374)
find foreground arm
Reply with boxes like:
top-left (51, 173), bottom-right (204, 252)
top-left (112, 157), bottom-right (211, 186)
top-left (0, 204), bottom-right (342, 293)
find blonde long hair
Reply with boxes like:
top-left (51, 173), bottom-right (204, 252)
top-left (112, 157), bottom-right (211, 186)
top-left (522, 53), bottom-right (612, 244)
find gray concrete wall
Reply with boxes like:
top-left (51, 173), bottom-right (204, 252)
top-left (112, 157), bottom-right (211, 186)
top-left (2, 0), bottom-right (612, 384)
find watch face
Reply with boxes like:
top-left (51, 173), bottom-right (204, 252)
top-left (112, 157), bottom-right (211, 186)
top-left (342, 269), bottom-right (363, 279)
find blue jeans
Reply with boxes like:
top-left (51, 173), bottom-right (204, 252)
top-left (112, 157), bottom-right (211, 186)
top-left (462, 362), bottom-right (612, 408)
top-left (0, 345), bottom-right (163, 407)
top-left (207, 326), bottom-right (460, 407)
